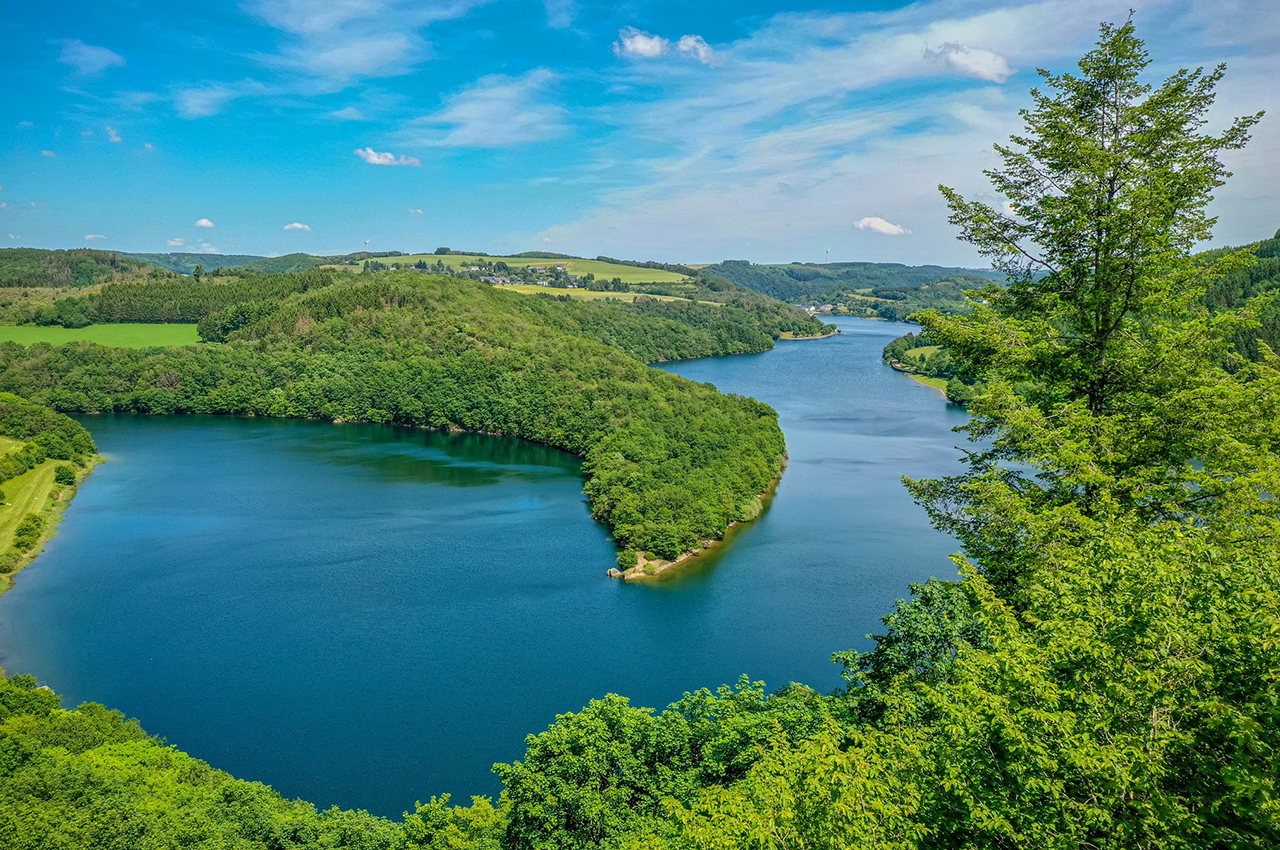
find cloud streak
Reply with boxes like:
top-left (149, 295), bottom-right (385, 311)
top-left (353, 146), bottom-right (421, 166)
top-left (56, 40), bottom-right (124, 75)
top-left (393, 68), bottom-right (565, 148)
top-left (283, 222), bottom-right (311, 230)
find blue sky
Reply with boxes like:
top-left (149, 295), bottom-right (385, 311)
top-left (1, 0), bottom-right (1276, 264)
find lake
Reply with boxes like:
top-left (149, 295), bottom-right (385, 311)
top-left (0, 317), bottom-right (969, 817)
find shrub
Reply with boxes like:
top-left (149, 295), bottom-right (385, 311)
top-left (12, 513), bottom-right (43, 552)
top-left (54, 465), bottom-right (75, 486)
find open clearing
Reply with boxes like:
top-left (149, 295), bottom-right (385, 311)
top-left (0, 324), bottom-right (200, 347)
top-left (325, 254), bottom-right (690, 285)
top-left (496, 284), bottom-right (715, 304)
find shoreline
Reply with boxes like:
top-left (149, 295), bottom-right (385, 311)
top-left (777, 328), bottom-right (841, 340)
top-left (0, 454), bottom-right (103, 597)
top-left (609, 455), bottom-right (786, 582)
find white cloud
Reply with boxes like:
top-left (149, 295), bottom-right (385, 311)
top-left (56, 40), bottom-right (124, 75)
top-left (330, 106), bottom-right (366, 120)
top-left (676, 35), bottom-right (719, 66)
top-left (81, 130), bottom-right (95, 137)
top-left (194, 218), bottom-right (215, 228)
top-left (545, 0), bottom-right (574, 28)
top-left (924, 42), bottom-right (1013, 83)
top-left (614, 27), bottom-right (669, 58)
top-left (614, 28), bottom-right (719, 65)
top-left (393, 68), bottom-right (565, 148)
top-left (40, 150), bottom-right (55, 157)
top-left (197, 242), bottom-right (219, 253)
top-left (353, 146), bottom-right (421, 166)
top-left (167, 237), bottom-right (185, 247)
top-left (0, 202), bottom-right (7, 209)
top-left (283, 222), bottom-right (311, 230)
top-left (84, 233), bottom-right (107, 240)
top-left (8, 234), bottom-right (19, 241)
top-left (855, 216), bottom-right (911, 236)
top-left (144, 142), bottom-right (156, 150)
top-left (407, 207), bottom-right (424, 214)
top-left (105, 125), bottom-right (122, 142)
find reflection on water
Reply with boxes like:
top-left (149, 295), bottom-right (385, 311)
top-left (0, 317), bottom-right (967, 817)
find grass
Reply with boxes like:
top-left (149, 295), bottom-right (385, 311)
top-left (0, 323), bottom-right (200, 348)
top-left (325, 254), bottom-right (690, 284)
top-left (910, 374), bottom-right (950, 393)
top-left (496, 284), bottom-right (715, 304)
top-left (0, 452), bottom-right (101, 596)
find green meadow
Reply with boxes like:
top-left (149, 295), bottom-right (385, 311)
top-left (327, 254), bottom-right (691, 284)
top-left (0, 324), bottom-right (201, 348)
top-left (496, 283), bottom-right (715, 304)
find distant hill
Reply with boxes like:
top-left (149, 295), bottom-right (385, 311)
top-left (119, 252), bottom-right (266, 274)
top-left (0, 248), bottom-right (156, 288)
top-left (238, 253), bottom-right (325, 273)
top-left (699, 259), bottom-right (1008, 302)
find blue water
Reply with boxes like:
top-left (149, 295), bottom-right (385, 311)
top-left (0, 317), bottom-right (968, 817)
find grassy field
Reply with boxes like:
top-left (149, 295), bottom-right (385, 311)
top-left (0, 323), bottom-right (200, 347)
top-left (325, 254), bottom-right (690, 284)
top-left (910, 374), bottom-right (950, 393)
top-left (496, 284), bottom-right (713, 304)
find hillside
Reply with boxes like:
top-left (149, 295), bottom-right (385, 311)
top-left (0, 272), bottom-right (803, 563)
top-left (329, 252), bottom-right (692, 284)
top-left (700, 259), bottom-right (1007, 303)
top-left (0, 248), bottom-right (157, 288)
top-left (117, 252), bottom-right (267, 274)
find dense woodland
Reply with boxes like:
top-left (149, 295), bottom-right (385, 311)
top-left (0, 248), bottom-right (159, 289)
top-left (699, 258), bottom-right (1004, 307)
top-left (3, 21), bottom-right (1279, 849)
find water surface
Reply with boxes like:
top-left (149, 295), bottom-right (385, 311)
top-left (0, 317), bottom-right (967, 816)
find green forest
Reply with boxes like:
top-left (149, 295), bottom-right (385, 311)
top-left (3, 20), bottom-right (1279, 850)
top-left (0, 274), bottom-right (816, 561)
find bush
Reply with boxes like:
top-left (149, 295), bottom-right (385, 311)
top-left (54, 465), bottom-right (75, 486)
top-left (12, 513), bottom-right (44, 552)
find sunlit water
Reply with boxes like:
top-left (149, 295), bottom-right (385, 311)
top-left (0, 317), bottom-right (968, 817)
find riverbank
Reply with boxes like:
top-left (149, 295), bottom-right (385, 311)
top-left (778, 329), bottom-right (841, 340)
top-left (609, 458), bottom-right (786, 581)
top-left (0, 454), bottom-right (101, 596)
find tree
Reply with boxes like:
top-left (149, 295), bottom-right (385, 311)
top-left (54, 464), bottom-right (75, 486)
top-left (192, 264), bottom-right (204, 281)
top-left (909, 18), bottom-right (1275, 592)
top-left (434, 247), bottom-right (450, 255)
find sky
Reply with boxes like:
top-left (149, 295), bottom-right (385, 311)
top-left (0, 0), bottom-right (1276, 265)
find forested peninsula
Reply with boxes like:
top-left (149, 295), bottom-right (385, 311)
top-left (0, 272), bottom-right (829, 566)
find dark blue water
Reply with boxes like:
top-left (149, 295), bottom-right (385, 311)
top-left (0, 317), bottom-right (967, 817)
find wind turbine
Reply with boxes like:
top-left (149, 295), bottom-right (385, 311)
top-left (825, 247), bottom-right (831, 264)
top-left (363, 238), bottom-right (371, 250)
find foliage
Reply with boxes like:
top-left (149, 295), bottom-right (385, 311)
top-left (0, 674), bottom-right (403, 850)
top-left (0, 276), bottom-right (785, 559)
top-left (700, 259), bottom-right (1005, 304)
top-left (0, 248), bottom-right (157, 288)
top-left (118, 252), bottom-right (267, 274)
top-left (11, 512), bottom-right (43, 551)
top-left (3, 21), bottom-right (1278, 850)
top-left (53, 464), bottom-right (75, 486)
